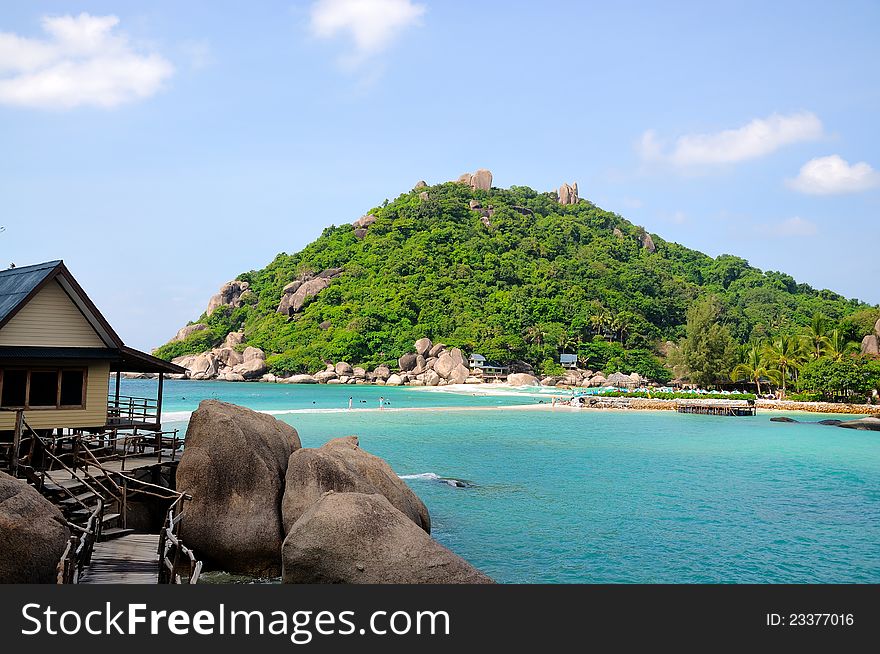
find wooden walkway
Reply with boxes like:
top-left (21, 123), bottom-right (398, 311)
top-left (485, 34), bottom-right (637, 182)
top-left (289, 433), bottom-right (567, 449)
top-left (79, 533), bottom-right (160, 584)
top-left (43, 453), bottom-right (169, 486)
top-left (676, 402), bottom-right (756, 417)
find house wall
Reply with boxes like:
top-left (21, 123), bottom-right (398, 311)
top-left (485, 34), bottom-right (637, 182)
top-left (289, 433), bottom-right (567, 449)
top-left (0, 361), bottom-right (110, 431)
top-left (0, 280), bottom-right (105, 347)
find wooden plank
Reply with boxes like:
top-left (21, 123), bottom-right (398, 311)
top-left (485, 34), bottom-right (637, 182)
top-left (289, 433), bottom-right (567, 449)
top-left (79, 533), bottom-right (159, 585)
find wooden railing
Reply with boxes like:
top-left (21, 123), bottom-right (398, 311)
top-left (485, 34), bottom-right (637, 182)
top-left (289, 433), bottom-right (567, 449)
top-left (79, 428), bottom-right (182, 470)
top-left (107, 394), bottom-right (159, 426)
top-left (57, 499), bottom-right (104, 584)
top-left (158, 494), bottom-right (201, 584)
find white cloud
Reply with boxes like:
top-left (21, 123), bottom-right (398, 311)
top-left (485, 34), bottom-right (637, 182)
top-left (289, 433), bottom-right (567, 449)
top-left (638, 112), bottom-right (823, 167)
top-left (0, 13), bottom-right (173, 109)
top-left (758, 216), bottom-right (818, 238)
top-left (309, 0), bottom-right (425, 67)
top-left (787, 154), bottom-right (880, 195)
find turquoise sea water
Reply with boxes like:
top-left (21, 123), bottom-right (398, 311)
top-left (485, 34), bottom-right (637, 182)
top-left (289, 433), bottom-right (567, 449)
top-left (131, 379), bottom-right (880, 583)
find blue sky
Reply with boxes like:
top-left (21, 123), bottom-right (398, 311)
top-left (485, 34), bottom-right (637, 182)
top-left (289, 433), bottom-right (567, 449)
top-left (1, 1), bottom-right (878, 350)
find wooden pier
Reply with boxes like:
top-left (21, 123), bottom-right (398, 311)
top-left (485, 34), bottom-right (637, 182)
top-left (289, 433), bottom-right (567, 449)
top-left (676, 401), bottom-right (756, 417)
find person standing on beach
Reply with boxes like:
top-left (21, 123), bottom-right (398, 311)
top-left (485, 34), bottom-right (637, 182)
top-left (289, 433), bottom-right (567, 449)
top-left (348, 396), bottom-right (353, 410)
top-left (379, 396), bottom-right (384, 410)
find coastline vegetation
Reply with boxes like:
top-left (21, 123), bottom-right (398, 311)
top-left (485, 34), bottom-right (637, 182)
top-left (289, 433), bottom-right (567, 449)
top-left (153, 181), bottom-right (879, 400)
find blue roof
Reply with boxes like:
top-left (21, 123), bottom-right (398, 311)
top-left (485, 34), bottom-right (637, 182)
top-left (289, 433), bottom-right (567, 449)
top-left (0, 260), bottom-right (62, 325)
top-left (560, 353), bottom-right (578, 363)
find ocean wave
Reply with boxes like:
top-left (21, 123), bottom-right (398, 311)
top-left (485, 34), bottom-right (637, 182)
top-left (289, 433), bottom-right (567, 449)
top-left (399, 472), bottom-right (441, 480)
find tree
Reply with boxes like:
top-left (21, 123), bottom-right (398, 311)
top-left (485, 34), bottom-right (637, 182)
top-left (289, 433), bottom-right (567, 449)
top-left (799, 356), bottom-right (880, 401)
top-left (803, 312), bottom-right (830, 360)
top-left (730, 346), bottom-right (780, 395)
top-left (824, 329), bottom-right (858, 363)
top-left (762, 334), bottom-right (806, 397)
top-left (678, 296), bottom-right (739, 387)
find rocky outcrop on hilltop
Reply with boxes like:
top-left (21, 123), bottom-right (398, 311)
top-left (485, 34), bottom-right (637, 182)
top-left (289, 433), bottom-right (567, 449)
top-left (276, 268), bottom-right (343, 316)
top-left (177, 400), bottom-right (300, 577)
top-left (860, 318), bottom-right (880, 356)
top-left (0, 471), bottom-right (70, 583)
top-left (641, 232), bottom-right (657, 253)
top-left (207, 280), bottom-right (251, 316)
top-left (558, 182), bottom-right (579, 205)
top-left (457, 168), bottom-right (493, 191)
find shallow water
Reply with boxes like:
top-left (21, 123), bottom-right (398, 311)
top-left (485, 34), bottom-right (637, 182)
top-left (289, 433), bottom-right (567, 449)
top-left (131, 379), bottom-right (880, 583)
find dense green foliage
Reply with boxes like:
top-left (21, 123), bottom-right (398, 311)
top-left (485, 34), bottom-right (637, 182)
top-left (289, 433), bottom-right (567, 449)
top-left (154, 181), bottom-right (871, 377)
top-left (667, 296), bottom-right (739, 387)
top-left (798, 357), bottom-right (880, 402)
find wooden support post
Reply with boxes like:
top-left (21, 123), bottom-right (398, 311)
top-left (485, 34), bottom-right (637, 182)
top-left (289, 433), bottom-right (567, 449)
top-left (122, 478), bottom-right (128, 530)
top-left (156, 372), bottom-right (164, 429)
top-left (11, 409), bottom-right (23, 477)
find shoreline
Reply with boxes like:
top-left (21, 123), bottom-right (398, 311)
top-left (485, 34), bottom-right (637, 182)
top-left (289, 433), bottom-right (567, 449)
top-left (158, 390), bottom-right (878, 424)
top-left (151, 376), bottom-right (879, 416)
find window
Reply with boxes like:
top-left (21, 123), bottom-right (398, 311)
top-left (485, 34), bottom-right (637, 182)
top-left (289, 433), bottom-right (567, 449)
top-left (0, 368), bottom-right (87, 410)
top-left (60, 370), bottom-right (85, 407)
top-left (29, 371), bottom-right (58, 407)
top-left (0, 370), bottom-right (26, 407)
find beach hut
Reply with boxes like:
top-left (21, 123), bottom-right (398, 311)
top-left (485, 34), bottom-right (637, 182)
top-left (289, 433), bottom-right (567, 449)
top-left (606, 371), bottom-right (636, 389)
top-left (0, 261), bottom-right (184, 434)
top-left (468, 353), bottom-right (486, 371)
top-left (469, 353), bottom-right (508, 380)
top-left (560, 353), bottom-right (578, 370)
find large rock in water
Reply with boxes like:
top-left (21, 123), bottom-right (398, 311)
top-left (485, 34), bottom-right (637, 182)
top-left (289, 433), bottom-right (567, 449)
top-left (281, 436), bottom-right (430, 534)
top-left (282, 492), bottom-right (492, 584)
top-left (177, 400), bottom-right (300, 577)
top-left (0, 471), bottom-right (70, 583)
top-left (837, 416), bottom-right (880, 431)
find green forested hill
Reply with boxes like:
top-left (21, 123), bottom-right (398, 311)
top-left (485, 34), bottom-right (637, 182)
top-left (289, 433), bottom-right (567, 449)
top-left (155, 180), bottom-right (871, 378)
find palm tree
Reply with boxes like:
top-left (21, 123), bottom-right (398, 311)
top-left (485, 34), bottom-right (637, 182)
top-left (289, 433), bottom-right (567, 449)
top-left (762, 335), bottom-right (806, 397)
top-left (824, 329), bottom-right (857, 362)
top-left (730, 346), bottom-right (780, 395)
top-left (803, 312), bottom-right (830, 360)
top-left (524, 325), bottom-right (544, 348)
top-left (589, 308), bottom-right (612, 338)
